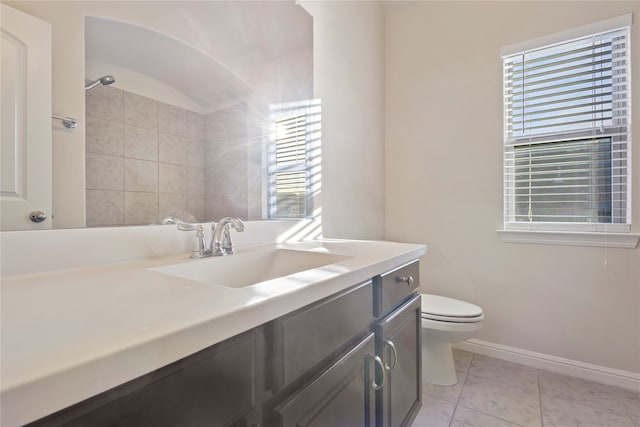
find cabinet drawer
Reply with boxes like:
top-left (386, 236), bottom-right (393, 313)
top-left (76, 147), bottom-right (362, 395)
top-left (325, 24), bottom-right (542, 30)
top-left (274, 333), bottom-right (376, 427)
top-left (374, 261), bottom-right (419, 317)
top-left (272, 280), bottom-right (374, 391)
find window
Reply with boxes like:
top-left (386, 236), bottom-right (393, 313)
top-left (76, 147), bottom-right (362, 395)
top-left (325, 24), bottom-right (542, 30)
top-left (502, 20), bottom-right (631, 234)
top-left (265, 100), bottom-right (321, 219)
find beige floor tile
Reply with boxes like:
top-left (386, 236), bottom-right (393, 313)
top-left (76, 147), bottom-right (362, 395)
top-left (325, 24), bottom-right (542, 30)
top-left (542, 394), bottom-right (635, 427)
top-left (468, 354), bottom-right (539, 391)
top-left (423, 369), bottom-right (467, 403)
top-left (539, 370), bottom-right (631, 415)
top-left (453, 348), bottom-right (473, 373)
top-left (412, 394), bottom-right (455, 427)
top-left (622, 390), bottom-right (640, 423)
top-left (458, 373), bottom-right (541, 427)
top-left (450, 406), bottom-right (523, 427)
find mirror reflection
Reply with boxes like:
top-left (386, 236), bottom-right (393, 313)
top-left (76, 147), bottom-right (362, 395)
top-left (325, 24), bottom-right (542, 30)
top-left (1, 1), bottom-right (314, 230)
top-left (83, 2), bottom-right (313, 227)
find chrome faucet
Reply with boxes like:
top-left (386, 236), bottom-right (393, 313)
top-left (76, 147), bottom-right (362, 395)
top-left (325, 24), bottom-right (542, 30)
top-left (211, 217), bottom-right (245, 256)
top-left (177, 217), bottom-right (245, 258)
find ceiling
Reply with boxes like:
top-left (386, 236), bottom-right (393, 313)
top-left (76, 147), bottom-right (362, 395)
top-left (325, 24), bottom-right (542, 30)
top-left (85, 1), bottom-right (312, 112)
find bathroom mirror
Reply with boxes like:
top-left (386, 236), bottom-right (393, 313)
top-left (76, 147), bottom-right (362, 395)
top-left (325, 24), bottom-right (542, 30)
top-left (1, 0), bottom-right (313, 230)
top-left (84, 2), bottom-right (313, 227)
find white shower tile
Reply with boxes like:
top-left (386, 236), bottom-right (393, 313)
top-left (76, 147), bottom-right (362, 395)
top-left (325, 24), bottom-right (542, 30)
top-left (125, 92), bottom-right (158, 130)
top-left (124, 192), bottom-right (158, 225)
top-left (159, 133), bottom-right (187, 165)
top-left (159, 193), bottom-right (187, 222)
top-left (187, 110), bottom-right (206, 141)
top-left (187, 139), bottom-right (207, 168)
top-left (86, 153), bottom-right (123, 191)
top-left (125, 126), bottom-right (158, 161)
top-left (187, 195), bottom-right (206, 223)
top-left (125, 159), bottom-right (158, 192)
top-left (159, 103), bottom-right (188, 137)
top-left (86, 190), bottom-right (124, 226)
top-left (86, 85), bottom-right (123, 122)
top-left (188, 167), bottom-right (206, 196)
top-left (159, 163), bottom-right (187, 194)
top-left (86, 117), bottom-right (124, 156)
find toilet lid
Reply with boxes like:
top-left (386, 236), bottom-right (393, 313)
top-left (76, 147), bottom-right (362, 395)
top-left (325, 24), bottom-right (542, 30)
top-left (421, 294), bottom-right (483, 319)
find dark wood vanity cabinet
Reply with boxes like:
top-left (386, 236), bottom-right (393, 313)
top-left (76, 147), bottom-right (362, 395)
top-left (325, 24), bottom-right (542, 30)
top-left (373, 261), bottom-right (422, 427)
top-left (270, 261), bottom-right (422, 427)
top-left (27, 260), bottom-right (422, 427)
top-left (28, 330), bottom-right (262, 427)
top-left (375, 295), bottom-right (422, 427)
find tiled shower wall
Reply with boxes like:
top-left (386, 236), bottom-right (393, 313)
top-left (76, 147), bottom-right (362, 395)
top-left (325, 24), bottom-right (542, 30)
top-left (205, 104), bottom-right (250, 220)
top-left (85, 85), bottom-right (207, 226)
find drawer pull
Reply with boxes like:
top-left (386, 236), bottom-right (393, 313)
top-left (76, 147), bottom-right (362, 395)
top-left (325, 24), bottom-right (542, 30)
top-left (383, 339), bottom-right (398, 371)
top-left (396, 275), bottom-right (414, 286)
top-left (370, 355), bottom-right (386, 390)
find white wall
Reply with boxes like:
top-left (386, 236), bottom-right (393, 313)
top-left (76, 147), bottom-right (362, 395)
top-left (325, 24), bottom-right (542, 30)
top-left (302, 1), bottom-right (386, 239)
top-left (385, 1), bottom-right (640, 373)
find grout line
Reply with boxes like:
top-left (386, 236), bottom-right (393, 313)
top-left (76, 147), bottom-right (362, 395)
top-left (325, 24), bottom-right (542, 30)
top-left (538, 371), bottom-right (544, 427)
top-left (448, 353), bottom-right (474, 426)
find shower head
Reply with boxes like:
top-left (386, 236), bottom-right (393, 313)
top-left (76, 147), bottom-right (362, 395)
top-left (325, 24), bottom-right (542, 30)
top-left (85, 75), bottom-right (116, 91)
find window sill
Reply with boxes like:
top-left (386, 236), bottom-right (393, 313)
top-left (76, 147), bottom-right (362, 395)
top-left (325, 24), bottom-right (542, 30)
top-left (497, 229), bottom-right (640, 248)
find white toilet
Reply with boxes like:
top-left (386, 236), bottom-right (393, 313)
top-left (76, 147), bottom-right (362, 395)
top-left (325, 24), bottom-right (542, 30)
top-left (421, 294), bottom-right (484, 386)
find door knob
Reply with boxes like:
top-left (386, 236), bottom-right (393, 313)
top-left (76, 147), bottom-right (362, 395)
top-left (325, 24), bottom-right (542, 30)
top-left (29, 210), bottom-right (47, 223)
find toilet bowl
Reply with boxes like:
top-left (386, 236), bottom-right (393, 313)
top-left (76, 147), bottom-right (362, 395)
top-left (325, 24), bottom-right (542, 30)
top-left (421, 294), bottom-right (483, 386)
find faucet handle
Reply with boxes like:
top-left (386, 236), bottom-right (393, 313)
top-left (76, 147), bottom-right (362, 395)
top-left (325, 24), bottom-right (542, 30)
top-left (221, 218), bottom-right (245, 255)
top-left (177, 222), bottom-right (199, 231)
top-left (177, 222), bottom-right (208, 258)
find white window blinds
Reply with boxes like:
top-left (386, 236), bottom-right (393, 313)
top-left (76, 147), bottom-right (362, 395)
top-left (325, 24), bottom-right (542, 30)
top-left (503, 26), bottom-right (631, 230)
top-left (265, 100), bottom-right (321, 219)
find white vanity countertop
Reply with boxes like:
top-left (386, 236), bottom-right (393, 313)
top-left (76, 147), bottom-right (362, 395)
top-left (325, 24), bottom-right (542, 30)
top-left (0, 239), bottom-right (426, 427)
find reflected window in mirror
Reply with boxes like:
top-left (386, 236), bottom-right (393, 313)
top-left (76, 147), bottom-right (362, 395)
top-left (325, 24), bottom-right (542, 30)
top-left (265, 100), bottom-right (321, 220)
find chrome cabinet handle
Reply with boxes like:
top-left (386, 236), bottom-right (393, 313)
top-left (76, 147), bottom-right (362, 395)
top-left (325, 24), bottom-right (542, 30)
top-left (383, 339), bottom-right (398, 371)
top-left (29, 210), bottom-right (47, 223)
top-left (370, 355), bottom-right (386, 390)
top-left (396, 275), bottom-right (414, 286)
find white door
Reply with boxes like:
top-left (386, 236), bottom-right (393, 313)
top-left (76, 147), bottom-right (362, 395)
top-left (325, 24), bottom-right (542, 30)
top-left (1, 4), bottom-right (52, 230)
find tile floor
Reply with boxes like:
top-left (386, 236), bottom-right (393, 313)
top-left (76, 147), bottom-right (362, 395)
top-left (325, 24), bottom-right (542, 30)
top-left (412, 349), bottom-right (640, 427)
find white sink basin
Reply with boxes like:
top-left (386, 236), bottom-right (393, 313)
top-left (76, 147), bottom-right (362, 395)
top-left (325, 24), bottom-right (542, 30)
top-left (150, 249), bottom-right (349, 288)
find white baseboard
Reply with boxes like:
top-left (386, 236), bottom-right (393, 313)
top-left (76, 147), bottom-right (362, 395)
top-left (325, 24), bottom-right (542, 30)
top-left (454, 338), bottom-right (640, 392)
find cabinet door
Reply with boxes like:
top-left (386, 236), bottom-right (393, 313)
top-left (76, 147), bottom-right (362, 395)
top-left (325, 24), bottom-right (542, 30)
top-left (376, 295), bottom-right (421, 427)
top-left (274, 333), bottom-right (377, 427)
top-left (29, 331), bottom-right (259, 427)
